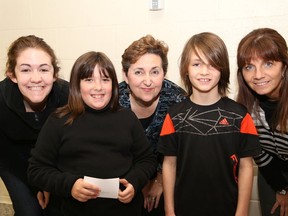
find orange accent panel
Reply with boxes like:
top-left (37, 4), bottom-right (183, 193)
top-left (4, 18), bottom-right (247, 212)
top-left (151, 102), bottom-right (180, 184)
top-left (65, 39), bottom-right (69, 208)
top-left (240, 113), bottom-right (258, 135)
top-left (160, 114), bottom-right (175, 136)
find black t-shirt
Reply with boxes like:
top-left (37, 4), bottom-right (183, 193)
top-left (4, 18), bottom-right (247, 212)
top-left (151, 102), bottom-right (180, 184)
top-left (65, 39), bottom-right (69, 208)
top-left (158, 97), bottom-right (261, 215)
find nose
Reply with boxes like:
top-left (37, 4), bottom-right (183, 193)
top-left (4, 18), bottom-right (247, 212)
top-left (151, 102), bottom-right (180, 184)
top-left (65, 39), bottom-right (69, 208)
top-left (253, 67), bottom-right (264, 79)
top-left (143, 74), bottom-right (152, 86)
top-left (201, 64), bottom-right (210, 75)
top-left (30, 70), bottom-right (42, 83)
top-left (93, 79), bottom-right (103, 91)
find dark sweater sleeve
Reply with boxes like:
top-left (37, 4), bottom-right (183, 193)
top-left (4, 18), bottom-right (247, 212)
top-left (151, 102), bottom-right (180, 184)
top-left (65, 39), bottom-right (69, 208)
top-left (27, 115), bottom-right (80, 198)
top-left (123, 114), bottom-right (157, 192)
top-left (255, 152), bottom-right (288, 191)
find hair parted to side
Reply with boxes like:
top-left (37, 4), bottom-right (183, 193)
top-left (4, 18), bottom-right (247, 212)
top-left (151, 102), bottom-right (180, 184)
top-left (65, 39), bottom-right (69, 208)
top-left (179, 32), bottom-right (230, 96)
top-left (5, 35), bottom-right (60, 78)
top-left (121, 34), bottom-right (169, 75)
top-left (56, 51), bottom-right (120, 125)
top-left (236, 28), bottom-right (288, 132)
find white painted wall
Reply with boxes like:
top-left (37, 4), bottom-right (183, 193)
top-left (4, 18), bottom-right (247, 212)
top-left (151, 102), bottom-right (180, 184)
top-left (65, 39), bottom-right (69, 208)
top-left (0, 0), bottom-right (288, 98)
top-left (1, 0), bottom-right (288, 214)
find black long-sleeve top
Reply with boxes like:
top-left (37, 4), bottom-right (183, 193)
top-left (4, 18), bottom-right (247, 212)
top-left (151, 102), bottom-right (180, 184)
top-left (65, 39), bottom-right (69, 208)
top-left (0, 78), bottom-right (69, 185)
top-left (28, 106), bottom-right (157, 215)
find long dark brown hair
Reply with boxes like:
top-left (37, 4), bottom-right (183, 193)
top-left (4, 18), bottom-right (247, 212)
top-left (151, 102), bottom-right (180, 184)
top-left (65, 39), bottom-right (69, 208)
top-left (56, 51), bottom-right (120, 125)
top-left (236, 28), bottom-right (288, 132)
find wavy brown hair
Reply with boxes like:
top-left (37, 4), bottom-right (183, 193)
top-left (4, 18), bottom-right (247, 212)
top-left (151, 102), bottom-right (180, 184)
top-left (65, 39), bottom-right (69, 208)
top-left (121, 35), bottom-right (169, 75)
top-left (56, 51), bottom-right (120, 125)
top-left (5, 35), bottom-right (60, 78)
top-left (179, 32), bottom-right (230, 96)
top-left (236, 28), bottom-right (288, 132)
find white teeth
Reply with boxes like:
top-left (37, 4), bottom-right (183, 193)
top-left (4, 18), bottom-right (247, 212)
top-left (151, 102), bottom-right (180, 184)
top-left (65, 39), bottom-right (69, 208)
top-left (29, 86), bottom-right (43, 90)
top-left (92, 95), bottom-right (103, 98)
top-left (199, 79), bottom-right (210, 82)
top-left (255, 81), bottom-right (268, 86)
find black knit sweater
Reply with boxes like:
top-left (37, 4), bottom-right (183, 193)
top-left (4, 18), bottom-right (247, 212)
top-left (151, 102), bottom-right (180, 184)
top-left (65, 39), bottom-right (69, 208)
top-left (28, 107), bottom-right (157, 216)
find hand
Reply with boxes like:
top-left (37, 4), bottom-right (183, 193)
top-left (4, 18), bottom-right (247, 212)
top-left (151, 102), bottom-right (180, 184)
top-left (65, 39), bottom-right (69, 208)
top-left (142, 178), bottom-right (163, 212)
top-left (37, 191), bottom-right (50, 209)
top-left (118, 178), bottom-right (135, 203)
top-left (271, 192), bottom-right (288, 216)
top-left (71, 178), bottom-right (101, 202)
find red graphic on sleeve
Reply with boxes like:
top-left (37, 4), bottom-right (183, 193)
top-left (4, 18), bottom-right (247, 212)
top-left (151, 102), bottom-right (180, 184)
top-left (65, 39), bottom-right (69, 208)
top-left (230, 154), bottom-right (238, 183)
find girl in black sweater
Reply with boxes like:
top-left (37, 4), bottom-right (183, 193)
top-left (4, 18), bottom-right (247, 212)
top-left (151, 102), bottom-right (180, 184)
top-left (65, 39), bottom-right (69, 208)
top-left (28, 51), bottom-right (157, 216)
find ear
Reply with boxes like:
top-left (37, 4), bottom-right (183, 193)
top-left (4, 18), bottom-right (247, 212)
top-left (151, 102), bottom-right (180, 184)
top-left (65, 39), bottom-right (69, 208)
top-left (6, 71), bottom-right (18, 83)
top-left (123, 70), bottom-right (129, 84)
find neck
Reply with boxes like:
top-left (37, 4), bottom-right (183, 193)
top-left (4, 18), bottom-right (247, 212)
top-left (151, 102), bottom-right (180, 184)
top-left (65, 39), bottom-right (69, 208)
top-left (130, 95), bottom-right (159, 119)
top-left (190, 91), bottom-right (221, 105)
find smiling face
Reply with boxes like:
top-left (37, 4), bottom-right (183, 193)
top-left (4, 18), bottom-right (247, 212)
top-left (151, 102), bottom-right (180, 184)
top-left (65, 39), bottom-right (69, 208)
top-left (124, 53), bottom-right (165, 106)
top-left (80, 65), bottom-right (112, 110)
top-left (10, 48), bottom-right (56, 111)
top-left (188, 50), bottom-right (221, 97)
top-left (242, 57), bottom-right (284, 100)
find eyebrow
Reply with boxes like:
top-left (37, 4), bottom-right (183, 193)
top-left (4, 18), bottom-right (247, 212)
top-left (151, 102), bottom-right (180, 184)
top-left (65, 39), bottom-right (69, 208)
top-left (191, 58), bottom-right (203, 62)
top-left (151, 66), bottom-right (161, 69)
top-left (19, 63), bottom-right (51, 67)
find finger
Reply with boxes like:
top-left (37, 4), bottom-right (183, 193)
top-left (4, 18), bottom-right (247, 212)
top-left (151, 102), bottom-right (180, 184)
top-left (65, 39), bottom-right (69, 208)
top-left (154, 196), bottom-right (160, 208)
top-left (148, 197), bottom-right (156, 212)
top-left (37, 192), bottom-right (45, 209)
top-left (280, 205), bottom-right (284, 216)
top-left (271, 202), bottom-right (279, 214)
top-left (118, 189), bottom-right (127, 198)
top-left (86, 188), bottom-right (100, 197)
top-left (143, 197), bottom-right (149, 208)
top-left (119, 195), bottom-right (132, 204)
top-left (77, 193), bottom-right (91, 202)
top-left (280, 203), bottom-right (288, 216)
top-left (75, 188), bottom-right (99, 201)
top-left (147, 200), bottom-right (153, 212)
top-left (43, 191), bottom-right (50, 208)
top-left (118, 189), bottom-right (131, 203)
top-left (119, 178), bottom-right (128, 187)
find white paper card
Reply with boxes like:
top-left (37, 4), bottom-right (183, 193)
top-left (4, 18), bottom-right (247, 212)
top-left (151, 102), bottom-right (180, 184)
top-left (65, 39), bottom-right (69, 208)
top-left (84, 176), bottom-right (119, 199)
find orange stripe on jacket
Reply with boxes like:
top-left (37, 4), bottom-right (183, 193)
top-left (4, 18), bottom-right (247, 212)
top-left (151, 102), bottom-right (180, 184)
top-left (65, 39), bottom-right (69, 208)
top-left (160, 114), bottom-right (175, 136)
top-left (240, 113), bottom-right (258, 135)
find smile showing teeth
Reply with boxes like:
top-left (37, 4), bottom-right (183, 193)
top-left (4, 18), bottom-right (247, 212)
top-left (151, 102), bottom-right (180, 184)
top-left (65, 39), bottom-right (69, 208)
top-left (199, 78), bottom-right (210, 82)
top-left (28, 86), bottom-right (43, 90)
top-left (254, 81), bottom-right (269, 86)
top-left (91, 94), bottom-right (103, 99)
